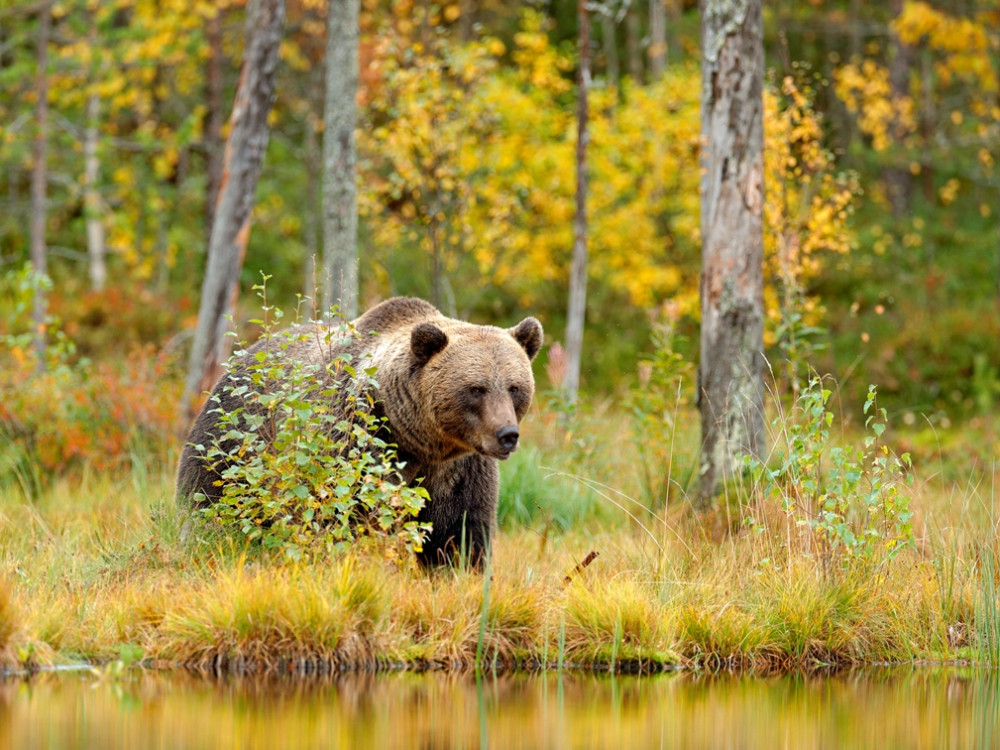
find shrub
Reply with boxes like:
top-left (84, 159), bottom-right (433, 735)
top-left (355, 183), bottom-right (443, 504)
top-left (0, 265), bottom-right (180, 486)
top-left (188, 296), bottom-right (429, 562)
top-left (747, 378), bottom-right (915, 577)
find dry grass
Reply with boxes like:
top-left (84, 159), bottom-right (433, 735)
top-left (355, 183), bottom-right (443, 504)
top-left (2, 407), bottom-right (998, 676)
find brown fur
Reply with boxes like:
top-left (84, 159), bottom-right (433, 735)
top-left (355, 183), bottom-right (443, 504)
top-left (176, 297), bottom-right (543, 568)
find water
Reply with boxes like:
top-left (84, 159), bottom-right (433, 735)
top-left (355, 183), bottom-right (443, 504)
top-left (2, 667), bottom-right (998, 749)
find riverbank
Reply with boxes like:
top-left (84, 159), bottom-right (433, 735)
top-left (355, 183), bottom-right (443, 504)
top-left (2, 435), bottom-right (994, 677)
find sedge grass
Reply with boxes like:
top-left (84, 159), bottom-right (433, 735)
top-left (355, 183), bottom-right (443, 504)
top-left (2, 408), bottom-right (999, 676)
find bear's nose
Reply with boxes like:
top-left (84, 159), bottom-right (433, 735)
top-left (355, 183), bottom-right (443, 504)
top-left (496, 425), bottom-right (519, 452)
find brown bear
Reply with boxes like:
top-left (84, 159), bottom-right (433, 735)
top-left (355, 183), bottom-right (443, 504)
top-left (176, 296), bottom-right (543, 568)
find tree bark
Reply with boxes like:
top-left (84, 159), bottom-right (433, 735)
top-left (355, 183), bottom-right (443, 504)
top-left (84, 87), bottom-right (106, 292)
top-left (563, 0), bottom-right (590, 400)
top-left (30, 0), bottom-right (52, 372)
top-left (181, 0), bottom-right (286, 424)
top-left (885, 0), bottom-right (913, 218)
top-left (696, 0), bottom-right (766, 505)
top-left (601, 9), bottom-right (619, 89)
top-left (303, 109), bottom-right (321, 320)
top-left (625, 2), bottom-right (643, 84)
top-left (321, 0), bottom-right (360, 320)
top-left (204, 6), bottom-right (226, 247)
top-left (649, 0), bottom-right (667, 79)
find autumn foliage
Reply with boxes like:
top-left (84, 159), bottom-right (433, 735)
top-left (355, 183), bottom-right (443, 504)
top-left (0, 347), bottom-right (180, 475)
top-left (0, 278), bottom-right (182, 476)
top-left (1, 0), bottom-right (998, 490)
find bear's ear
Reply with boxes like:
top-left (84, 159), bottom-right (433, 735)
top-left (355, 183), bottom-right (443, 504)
top-left (411, 322), bottom-right (448, 365)
top-left (510, 317), bottom-right (543, 361)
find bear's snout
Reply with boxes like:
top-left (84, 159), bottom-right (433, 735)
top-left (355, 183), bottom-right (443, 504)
top-left (496, 425), bottom-right (520, 454)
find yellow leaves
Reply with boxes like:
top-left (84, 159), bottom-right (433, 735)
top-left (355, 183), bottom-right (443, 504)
top-left (833, 62), bottom-right (916, 152)
top-left (511, 11), bottom-right (573, 96)
top-left (280, 39), bottom-right (311, 72)
top-left (894, 1), bottom-right (996, 91)
top-left (358, 11), bottom-right (854, 326)
top-left (112, 165), bottom-right (137, 190)
top-left (938, 179), bottom-right (961, 206)
top-left (835, 2), bottom-right (997, 225)
top-left (487, 38), bottom-right (506, 57)
top-left (977, 148), bottom-right (994, 173)
top-left (764, 76), bottom-right (859, 336)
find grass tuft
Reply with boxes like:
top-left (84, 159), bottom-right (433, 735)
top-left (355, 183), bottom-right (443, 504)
top-left (3, 403), bottom-right (1000, 675)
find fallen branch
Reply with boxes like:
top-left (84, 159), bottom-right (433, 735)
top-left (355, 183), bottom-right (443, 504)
top-left (563, 550), bottom-right (599, 587)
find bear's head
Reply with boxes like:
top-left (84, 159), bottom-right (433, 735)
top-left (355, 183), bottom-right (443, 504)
top-left (410, 317), bottom-right (543, 461)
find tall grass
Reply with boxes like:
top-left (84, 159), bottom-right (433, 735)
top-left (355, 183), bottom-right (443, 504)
top-left (0, 575), bottom-right (19, 668)
top-left (976, 540), bottom-right (1000, 664)
top-left (3, 399), bottom-right (1000, 675)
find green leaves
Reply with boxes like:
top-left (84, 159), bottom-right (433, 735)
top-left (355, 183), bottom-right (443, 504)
top-left (191, 294), bottom-right (429, 562)
top-left (748, 378), bottom-right (915, 577)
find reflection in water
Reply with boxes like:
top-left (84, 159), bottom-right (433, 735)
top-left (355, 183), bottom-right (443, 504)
top-left (1, 668), bottom-right (998, 749)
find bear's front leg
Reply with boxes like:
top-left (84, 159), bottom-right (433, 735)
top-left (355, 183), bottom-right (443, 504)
top-left (415, 455), bottom-right (498, 571)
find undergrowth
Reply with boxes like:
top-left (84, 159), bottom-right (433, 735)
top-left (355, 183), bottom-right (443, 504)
top-left (184, 281), bottom-right (429, 562)
top-left (1, 273), bottom-right (996, 674)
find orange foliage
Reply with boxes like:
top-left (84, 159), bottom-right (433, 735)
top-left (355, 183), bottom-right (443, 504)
top-left (0, 346), bottom-right (181, 474)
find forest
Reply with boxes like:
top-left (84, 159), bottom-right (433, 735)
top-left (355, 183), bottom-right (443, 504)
top-left (1, 0), bottom-right (1000, 675)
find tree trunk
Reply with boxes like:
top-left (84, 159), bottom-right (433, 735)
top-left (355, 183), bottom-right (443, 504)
top-left (303, 110), bottom-right (321, 320)
top-left (885, 0), bottom-right (913, 218)
top-left (458, 0), bottom-right (475, 43)
top-left (649, 0), bottom-right (667, 79)
top-left (83, 12), bottom-right (106, 292)
top-left (563, 0), bottom-right (590, 400)
top-left (601, 10), bottom-right (619, 89)
top-left (625, 2), bottom-right (643, 84)
top-left (696, 0), bottom-right (766, 506)
top-left (204, 6), bottom-right (226, 247)
top-left (84, 88), bottom-right (106, 292)
top-left (321, 0), bottom-right (360, 320)
top-left (30, 0), bottom-right (52, 372)
top-left (181, 0), bottom-right (286, 424)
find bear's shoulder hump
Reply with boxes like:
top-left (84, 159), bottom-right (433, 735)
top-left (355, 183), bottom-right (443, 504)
top-left (353, 297), bottom-right (440, 336)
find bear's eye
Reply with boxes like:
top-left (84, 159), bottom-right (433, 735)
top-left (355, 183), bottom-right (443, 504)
top-left (468, 385), bottom-right (486, 398)
top-left (508, 385), bottom-right (520, 397)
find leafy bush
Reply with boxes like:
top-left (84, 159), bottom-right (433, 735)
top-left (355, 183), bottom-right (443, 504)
top-left (747, 378), bottom-right (915, 577)
top-left (0, 265), bottom-right (179, 487)
top-left (189, 300), bottom-right (429, 562)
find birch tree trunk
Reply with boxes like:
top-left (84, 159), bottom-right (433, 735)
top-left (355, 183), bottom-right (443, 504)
top-left (696, 0), bottom-right (766, 505)
top-left (303, 109), bottom-right (321, 320)
top-left (84, 88), bottom-right (106, 292)
top-left (563, 0), bottom-right (590, 400)
top-left (181, 0), bottom-right (286, 423)
top-left (321, 0), bottom-right (360, 320)
top-left (30, 0), bottom-right (52, 372)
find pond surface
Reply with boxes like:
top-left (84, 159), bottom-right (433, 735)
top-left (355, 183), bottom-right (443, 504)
top-left (2, 667), bottom-right (998, 749)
